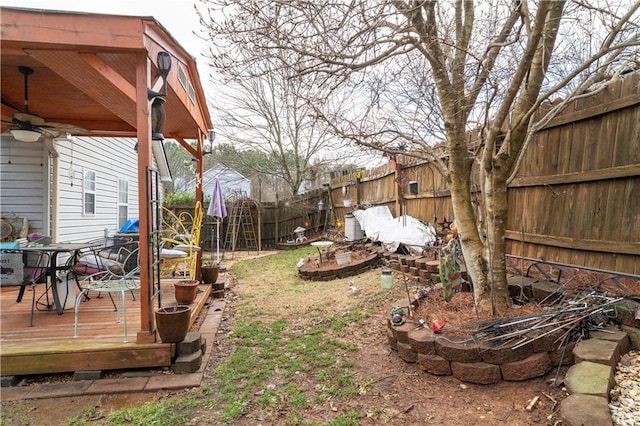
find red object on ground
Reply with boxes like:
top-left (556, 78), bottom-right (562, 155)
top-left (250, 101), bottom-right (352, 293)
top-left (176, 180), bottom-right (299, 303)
top-left (431, 320), bottom-right (445, 333)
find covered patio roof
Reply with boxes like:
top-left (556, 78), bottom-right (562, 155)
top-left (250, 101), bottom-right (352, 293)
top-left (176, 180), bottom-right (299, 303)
top-left (1, 7), bottom-right (212, 141)
top-left (0, 7), bottom-right (213, 343)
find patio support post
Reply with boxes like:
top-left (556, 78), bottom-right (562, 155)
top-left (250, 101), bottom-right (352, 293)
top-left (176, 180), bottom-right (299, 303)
top-left (135, 54), bottom-right (156, 343)
top-left (195, 131), bottom-right (205, 280)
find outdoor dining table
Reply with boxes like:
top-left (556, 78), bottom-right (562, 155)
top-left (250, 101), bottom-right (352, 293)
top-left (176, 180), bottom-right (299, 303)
top-left (19, 242), bottom-right (102, 315)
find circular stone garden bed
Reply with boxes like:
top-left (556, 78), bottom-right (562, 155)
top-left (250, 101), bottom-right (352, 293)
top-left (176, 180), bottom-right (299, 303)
top-left (385, 277), bottom-right (637, 385)
top-left (297, 244), bottom-right (382, 281)
top-left (386, 288), bottom-right (573, 384)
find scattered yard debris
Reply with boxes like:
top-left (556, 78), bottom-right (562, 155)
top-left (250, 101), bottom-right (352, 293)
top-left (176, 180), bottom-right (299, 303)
top-left (525, 395), bottom-right (540, 411)
top-left (465, 293), bottom-right (624, 349)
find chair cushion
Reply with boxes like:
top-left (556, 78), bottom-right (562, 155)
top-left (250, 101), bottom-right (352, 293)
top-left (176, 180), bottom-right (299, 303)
top-left (70, 264), bottom-right (103, 276)
top-left (22, 267), bottom-right (47, 283)
top-left (77, 254), bottom-right (124, 274)
top-left (173, 244), bottom-right (201, 253)
top-left (160, 248), bottom-right (188, 258)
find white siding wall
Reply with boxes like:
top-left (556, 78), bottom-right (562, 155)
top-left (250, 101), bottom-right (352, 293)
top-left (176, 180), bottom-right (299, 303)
top-left (0, 136), bottom-right (50, 235)
top-left (199, 165), bottom-right (251, 198)
top-left (55, 137), bottom-right (140, 242)
top-left (1, 135), bottom-right (165, 244)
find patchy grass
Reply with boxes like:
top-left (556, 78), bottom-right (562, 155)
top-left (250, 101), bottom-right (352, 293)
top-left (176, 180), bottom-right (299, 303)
top-left (191, 248), bottom-right (395, 424)
top-left (55, 248), bottom-right (406, 425)
top-left (64, 396), bottom-right (197, 426)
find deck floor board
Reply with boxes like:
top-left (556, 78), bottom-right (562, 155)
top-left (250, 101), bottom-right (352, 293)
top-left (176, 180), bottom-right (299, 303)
top-left (0, 278), bottom-right (212, 376)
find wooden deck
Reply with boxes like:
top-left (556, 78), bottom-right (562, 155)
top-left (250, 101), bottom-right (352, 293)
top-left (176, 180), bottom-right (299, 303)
top-left (0, 278), bottom-right (212, 376)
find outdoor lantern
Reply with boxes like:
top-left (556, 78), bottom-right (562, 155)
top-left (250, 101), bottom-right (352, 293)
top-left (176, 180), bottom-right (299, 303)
top-left (150, 97), bottom-right (166, 141)
top-left (148, 51), bottom-right (172, 99)
top-left (318, 200), bottom-right (325, 211)
top-left (203, 129), bottom-right (215, 155)
top-left (148, 51), bottom-right (172, 140)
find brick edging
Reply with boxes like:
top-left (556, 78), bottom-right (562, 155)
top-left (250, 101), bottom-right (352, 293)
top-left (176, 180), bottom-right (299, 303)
top-left (387, 319), bottom-right (568, 384)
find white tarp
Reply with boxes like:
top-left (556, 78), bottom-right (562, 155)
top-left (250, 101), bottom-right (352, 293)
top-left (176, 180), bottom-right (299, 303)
top-left (352, 206), bottom-right (437, 254)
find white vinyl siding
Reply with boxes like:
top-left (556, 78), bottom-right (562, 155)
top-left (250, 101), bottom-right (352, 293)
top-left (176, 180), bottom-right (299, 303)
top-left (56, 137), bottom-right (140, 242)
top-left (1, 135), bottom-right (164, 244)
top-left (0, 136), bottom-right (50, 235)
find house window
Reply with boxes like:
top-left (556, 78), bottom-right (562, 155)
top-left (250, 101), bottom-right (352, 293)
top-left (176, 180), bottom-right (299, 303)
top-left (83, 170), bottom-right (96, 215)
top-left (118, 179), bottom-right (129, 228)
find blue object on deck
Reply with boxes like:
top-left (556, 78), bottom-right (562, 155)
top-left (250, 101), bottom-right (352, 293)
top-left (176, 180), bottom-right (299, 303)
top-left (118, 219), bottom-right (139, 233)
top-left (0, 241), bottom-right (20, 249)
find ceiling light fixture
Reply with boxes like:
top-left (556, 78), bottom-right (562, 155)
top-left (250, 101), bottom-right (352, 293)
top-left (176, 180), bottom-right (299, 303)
top-left (10, 129), bottom-right (41, 142)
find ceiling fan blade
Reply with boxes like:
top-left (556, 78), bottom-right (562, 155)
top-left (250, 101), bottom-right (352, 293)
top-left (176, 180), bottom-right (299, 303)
top-left (12, 111), bottom-right (46, 126)
top-left (41, 122), bottom-right (89, 134)
top-left (9, 67), bottom-right (90, 138)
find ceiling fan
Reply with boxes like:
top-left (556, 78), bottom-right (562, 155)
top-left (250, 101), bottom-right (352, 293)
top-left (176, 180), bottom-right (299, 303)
top-left (2, 66), bottom-right (88, 142)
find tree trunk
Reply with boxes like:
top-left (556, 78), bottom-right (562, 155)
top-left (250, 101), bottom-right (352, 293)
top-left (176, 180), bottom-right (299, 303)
top-left (481, 168), bottom-right (511, 313)
top-left (451, 184), bottom-right (490, 312)
top-left (447, 129), bottom-right (491, 313)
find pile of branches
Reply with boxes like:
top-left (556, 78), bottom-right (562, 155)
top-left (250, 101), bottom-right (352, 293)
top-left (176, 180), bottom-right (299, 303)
top-left (463, 293), bottom-right (625, 350)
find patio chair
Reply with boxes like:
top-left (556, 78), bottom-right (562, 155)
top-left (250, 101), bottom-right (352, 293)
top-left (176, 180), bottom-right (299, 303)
top-left (67, 239), bottom-right (136, 305)
top-left (0, 250), bottom-right (50, 327)
top-left (73, 246), bottom-right (140, 342)
top-left (160, 202), bottom-right (203, 280)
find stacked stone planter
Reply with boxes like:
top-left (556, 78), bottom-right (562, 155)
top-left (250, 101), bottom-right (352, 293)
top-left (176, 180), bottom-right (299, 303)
top-left (386, 274), bottom-right (640, 386)
top-left (387, 317), bottom-right (570, 384)
top-left (386, 269), bottom-right (640, 425)
top-left (382, 250), bottom-right (468, 286)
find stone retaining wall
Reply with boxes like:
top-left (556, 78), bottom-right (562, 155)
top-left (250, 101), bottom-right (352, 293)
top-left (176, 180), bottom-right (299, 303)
top-left (297, 244), bottom-right (383, 281)
top-left (387, 318), bottom-right (573, 384)
top-left (384, 254), bottom-right (640, 387)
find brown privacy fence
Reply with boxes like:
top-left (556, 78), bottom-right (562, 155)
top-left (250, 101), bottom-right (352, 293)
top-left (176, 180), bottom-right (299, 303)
top-left (505, 72), bottom-right (640, 275)
top-left (169, 71), bottom-right (639, 276)
top-left (175, 188), bottom-right (328, 251)
top-left (328, 71), bottom-right (639, 276)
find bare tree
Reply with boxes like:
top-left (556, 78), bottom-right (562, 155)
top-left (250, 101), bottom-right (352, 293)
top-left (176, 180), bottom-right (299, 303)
top-left (200, 0), bottom-right (640, 312)
top-left (163, 140), bottom-right (197, 194)
top-left (203, 49), bottom-right (364, 197)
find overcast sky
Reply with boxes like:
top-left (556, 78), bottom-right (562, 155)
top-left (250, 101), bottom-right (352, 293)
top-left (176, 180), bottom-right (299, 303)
top-left (1, 1), bottom-right (214, 97)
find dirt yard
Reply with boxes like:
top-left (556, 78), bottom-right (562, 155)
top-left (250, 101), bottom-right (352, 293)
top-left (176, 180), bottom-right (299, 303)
top-left (1, 251), bottom-right (575, 425)
top-left (195, 275), bottom-right (572, 425)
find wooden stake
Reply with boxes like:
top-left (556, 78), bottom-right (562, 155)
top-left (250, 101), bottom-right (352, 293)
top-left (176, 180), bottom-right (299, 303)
top-left (401, 270), bottom-right (413, 318)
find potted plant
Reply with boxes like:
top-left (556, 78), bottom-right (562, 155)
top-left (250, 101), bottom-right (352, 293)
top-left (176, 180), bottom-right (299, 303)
top-left (174, 279), bottom-right (199, 304)
top-left (200, 262), bottom-right (219, 284)
top-left (155, 304), bottom-right (191, 343)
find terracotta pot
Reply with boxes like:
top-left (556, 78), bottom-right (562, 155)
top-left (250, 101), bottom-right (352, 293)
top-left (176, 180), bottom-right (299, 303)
top-left (201, 266), bottom-right (219, 284)
top-left (174, 279), bottom-right (199, 304)
top-left (155, 305), bottom-right (191, 343)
